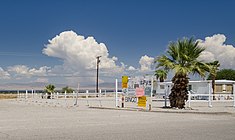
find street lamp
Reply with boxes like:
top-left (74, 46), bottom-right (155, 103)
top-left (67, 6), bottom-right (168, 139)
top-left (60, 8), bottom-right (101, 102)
top-left (96, 56), bottom-right (101, 93)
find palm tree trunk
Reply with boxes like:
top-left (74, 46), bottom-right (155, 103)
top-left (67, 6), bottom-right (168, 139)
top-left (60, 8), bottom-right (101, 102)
top-left (212, 76), bottom-right (215, 100)
top-left (169, 74), bottom-right (189, 108)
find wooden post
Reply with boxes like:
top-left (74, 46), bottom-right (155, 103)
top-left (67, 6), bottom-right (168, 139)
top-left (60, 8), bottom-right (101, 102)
top-left (208, 82), bottom-right (212, 107)
top-left (233, 84), bottom-right (235, 108)
top-left (115, 79), bottom-right (118, 107)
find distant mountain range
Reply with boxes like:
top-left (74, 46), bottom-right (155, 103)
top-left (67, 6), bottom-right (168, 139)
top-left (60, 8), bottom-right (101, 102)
top-left (0, 82), bottom-right (122, 90)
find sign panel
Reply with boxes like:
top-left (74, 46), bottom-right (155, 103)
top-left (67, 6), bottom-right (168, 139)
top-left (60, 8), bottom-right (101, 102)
top-left (138, 96), bottom-right (146, 107)
top-left (122, 76), bottom-right (128, 83)
top-left (145, 87), bottom-right (151, 96)
top-left (122, 76), bottom-right (128, 88)
top-left (122, 83), bottom-right (128, 89)
top-left (135, 87), bottom-right (145, 97)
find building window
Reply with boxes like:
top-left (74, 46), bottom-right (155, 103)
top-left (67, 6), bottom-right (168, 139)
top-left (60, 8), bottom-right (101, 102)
top-left (160, 85), bottom-right (165, 89)
top-left (188, 85), bottom-right (192, 91)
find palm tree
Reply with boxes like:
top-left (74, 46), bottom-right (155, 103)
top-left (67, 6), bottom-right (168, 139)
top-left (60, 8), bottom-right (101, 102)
top-left (155, 38), bottom-right (207, 108)
top-left (45, 84), bottom-right (55, 99)
top-left (207, 61), bottom-right (220, 96)
top-left (155, 69), bottom-right (167, 82)
top-left (62, 86), bottom-right (74, 93)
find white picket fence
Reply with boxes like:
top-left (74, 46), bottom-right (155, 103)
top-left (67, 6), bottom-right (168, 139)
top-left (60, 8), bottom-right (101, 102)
top-left (16, 79), bottom-right (235, 110)
top-left (17, 89), bottom-right (121, 107)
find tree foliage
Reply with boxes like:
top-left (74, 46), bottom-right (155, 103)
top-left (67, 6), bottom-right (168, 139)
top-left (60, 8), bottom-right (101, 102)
top-left (208, 69), bottom-right (235, 81)
top-left (45, 84), bottom-right (55, 94)
top-left (155, 69), bottom-right (167, 82)
top-left (206, 61), bottom-right (220, 95)
top-left (44, 84), bottom-right (55, 99)
top-left (62, 86), bottom-right (74, 93)
top-left (155, 37), bottom-right (208, 108)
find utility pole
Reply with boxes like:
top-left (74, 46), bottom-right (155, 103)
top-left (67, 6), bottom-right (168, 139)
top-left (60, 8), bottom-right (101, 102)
top-left (96, 56), bottom-right (101, 93)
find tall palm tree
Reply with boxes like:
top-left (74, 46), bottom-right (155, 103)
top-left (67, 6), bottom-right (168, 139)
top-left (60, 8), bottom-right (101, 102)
top-left (155, 38), bottom-right (207, 108)
top-left (155, 69), bottom-right (167, 82)
top-left (207, 61), bottom-right (220, 95)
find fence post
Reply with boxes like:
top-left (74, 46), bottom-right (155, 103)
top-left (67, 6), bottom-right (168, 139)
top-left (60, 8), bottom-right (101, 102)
top-left (26, 90), bottom-right (28, 99)
top-left (164, 87), bottom-right (167, 108)
top-left (208, 82), bottom-right (212, 107)
top-left (86, 90), bottom-right (89, 106)
top-left (32, 89), bottom-right (34, 98)
top-left (115, 79), bottom-right (118, 107)
top-left (74, 84), bottom-right (79, 106)
top-left (164, 84), bottom-right (169, 108)
top-left (17, 90), bottom-right (19, 99)
top-left (51, 92), bottom-right (53, 100)
top-left (188, 91), bottom-right (191, 108)
top-left (149, 77), bottom-right (153, 111)
top-left (73, 91), bottom-right (75, 99)
top-left (233, 84), bottom-right (235, 108)
top-left (99, 89), bottom-right (102, 97)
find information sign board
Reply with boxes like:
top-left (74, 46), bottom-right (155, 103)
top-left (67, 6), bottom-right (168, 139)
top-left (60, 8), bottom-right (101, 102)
top-left (135, 87), bottom-right (144, 97)
top-left (138, 96), bottom-right (146, 107)
top-left (122, 76), bottom-right (128, 88)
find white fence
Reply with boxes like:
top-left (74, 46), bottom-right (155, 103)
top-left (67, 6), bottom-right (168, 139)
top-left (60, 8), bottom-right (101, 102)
top-left (16, 79), bottom-right (235, 110)
top-left (17, 89), bottom-right (121, 107)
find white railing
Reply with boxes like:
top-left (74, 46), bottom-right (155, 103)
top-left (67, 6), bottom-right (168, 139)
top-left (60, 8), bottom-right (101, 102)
top-left (187, 90), bottom-right (235, 108)
top-left (16, 80), bottom-right (235, 109)
top-left (17, 89), bottom-right (121, 107)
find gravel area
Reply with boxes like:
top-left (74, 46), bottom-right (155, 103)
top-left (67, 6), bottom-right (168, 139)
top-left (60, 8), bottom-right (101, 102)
top-left (0, 99), bottom-right (235, 140)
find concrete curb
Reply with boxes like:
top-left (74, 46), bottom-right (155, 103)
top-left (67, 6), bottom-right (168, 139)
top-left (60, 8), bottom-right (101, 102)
top-left (89, 106), bottom-right (233, 115)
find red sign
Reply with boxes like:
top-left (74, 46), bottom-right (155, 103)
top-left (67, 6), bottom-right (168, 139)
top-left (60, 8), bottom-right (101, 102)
top-left (135, 87), bottom-right (144, 97)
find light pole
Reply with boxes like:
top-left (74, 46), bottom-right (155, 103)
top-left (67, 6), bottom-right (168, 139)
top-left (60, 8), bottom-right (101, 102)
top-left (96, 56), bottom-right (101, 93)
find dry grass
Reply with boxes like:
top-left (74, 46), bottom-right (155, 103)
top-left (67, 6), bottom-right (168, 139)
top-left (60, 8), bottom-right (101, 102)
top-left (0, 94), bottom-right (17, 99)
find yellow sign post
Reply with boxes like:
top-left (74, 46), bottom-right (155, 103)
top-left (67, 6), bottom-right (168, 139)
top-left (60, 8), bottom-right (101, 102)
top-left (122, 76), bottom-right (128, 88)
top-left (138, 96), bottom-right (146, 108)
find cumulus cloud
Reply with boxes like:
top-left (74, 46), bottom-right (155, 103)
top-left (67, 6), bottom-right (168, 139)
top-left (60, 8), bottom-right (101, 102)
top-left (41, 31), bottom-right (157, 85)
top-left (197, 34), bottom-right (235, 69)
top-left (43, 31), bottom-right (128, 84)
top-left (7, 65), bottom-right (51, 78)
top-left (139, 55), bottom-right (154, 71)
top-left (43, 31), bottom-right (119, 71)
top-left (0, 67), bottom-right (10, 79)
top-left (127, 66), bottom-right (137, 71)
top-left (35, 78), bottom-right (49, 83)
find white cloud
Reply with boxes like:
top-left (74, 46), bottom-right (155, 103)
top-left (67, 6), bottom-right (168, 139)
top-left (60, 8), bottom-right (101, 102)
top-left (35, 78), bottom-right (49, 83)
top-left (139, 55), bottom-right (154, 71)
top-left (43, 31), bottom-right (126, 85)
top-left (7, 65), bottom-right (51, 78)
top-left (40, 31), bottom-right (157, 85)
top-left (8, 65), bottom-right (29, 76)
top-left (29, 66), bottom-right (51, 76)
top-left (43, 31), bottom-right (119, 71)
top-left (0, 67), bottom-right (10, 79)
top-left (197, 34), bottom-right (235, 69)
top-left (127, 66), bottom-right (137, 71)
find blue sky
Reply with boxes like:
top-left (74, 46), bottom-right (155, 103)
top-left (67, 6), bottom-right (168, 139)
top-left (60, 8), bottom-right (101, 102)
top-left (0, 0), bottom-right (235, 87)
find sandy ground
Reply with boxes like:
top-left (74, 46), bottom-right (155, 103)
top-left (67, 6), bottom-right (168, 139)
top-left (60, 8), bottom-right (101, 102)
top-left (0, 99), bottom-right (235, 140)
top-left (0, 94), bottom-right (17, 99)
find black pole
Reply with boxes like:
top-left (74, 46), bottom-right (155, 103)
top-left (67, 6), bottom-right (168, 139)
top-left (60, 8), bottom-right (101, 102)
top-left (96, 56), bottom-right (101, 93)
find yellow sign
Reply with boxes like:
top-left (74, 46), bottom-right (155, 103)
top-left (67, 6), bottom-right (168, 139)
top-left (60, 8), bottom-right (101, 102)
top-left (122, 76), bottom-right (128, 88)
top-left (122, 83), bottom-right (128, 88)
top-left (138, 96), bottom-right (146, 107)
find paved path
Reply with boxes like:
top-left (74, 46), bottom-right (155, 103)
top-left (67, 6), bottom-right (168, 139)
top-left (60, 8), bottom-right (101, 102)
top-left (1, 99), bottom-right (235, 140)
